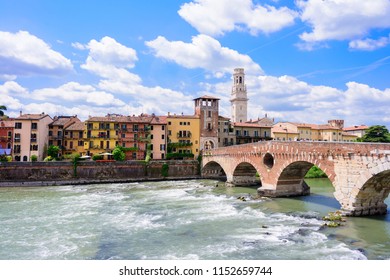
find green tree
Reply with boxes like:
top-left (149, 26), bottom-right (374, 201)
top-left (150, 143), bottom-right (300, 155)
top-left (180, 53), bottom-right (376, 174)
top-left (112, 146), bottom-right (126, 161)
top-left (359, 125), bottom-right (390, 143)
top-left (47, 145), bottom-right (60, 159)
top-left (0, 105), bottom-right (7, 117)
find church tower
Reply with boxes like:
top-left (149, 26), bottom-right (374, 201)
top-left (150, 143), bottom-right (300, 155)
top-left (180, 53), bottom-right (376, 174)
top-left (230, 68), bottom-right (248, 123)
top-left (194, 95), bottom-right (219, 151)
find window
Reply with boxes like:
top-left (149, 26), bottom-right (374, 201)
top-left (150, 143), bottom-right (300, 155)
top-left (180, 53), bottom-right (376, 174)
top-left (161, 134), bottom-right (165, 139)
top-left (168, 122), bottom-right (171, 125)
top-left (180, 122), bottom-right (183, 125)
top-left (150, 125), bottom-right (154, 130)
top-left (31, 123), bottom-right (38, 130)
top-left (14, 133), bottom-right (21, 142)
top-left (160, 144), bottom-right (165, 151)
top-left (133, 124), bottom-right (138, 132)
top-left (162, 125), bottom-right (165, 130)
top-left (15, 122), bottom-right (22, 129)
top-left (208, 111), bottom-right (211, 117)
top-left (78, 141), bottom-right (84, 146)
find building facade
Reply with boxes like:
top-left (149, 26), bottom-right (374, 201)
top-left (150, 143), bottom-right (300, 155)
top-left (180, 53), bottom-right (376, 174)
top-left (167, 114), bottom-right (200, 159)
top-left (63, 121), bottom-right (85, 156)
top-left (48, 115), bottom-right (80, 155)
top-left (194, 95), bottom-right (219, 151)
top-left (230, 68), bottom-right (248, 123)
top-left (83, 116), bottom-right (119, 156)
top-left (272, 120), bottom-right (358, 142)
top-left (218, 116), bottom-right (235, 146)
top-left (150, 116), bottom-right (167, 160)
top-left (13, 112), bottom-right (52, 161)
top-left (233, 122), bottom-right (272, 144)
top-left (343, 125), bottom-right (369, 138)
top-left (0, 120), bottom-right (14, 156)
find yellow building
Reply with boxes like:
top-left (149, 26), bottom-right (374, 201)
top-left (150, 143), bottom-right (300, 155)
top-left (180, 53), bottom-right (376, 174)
top-left (63, 121), bottom-right (86, 156)
top-left (167, 114), bottom-right (200, 159)
top-left (272, 120), bottom-right (357, 142)
top-left (84, 116), bottom-right (119, 156)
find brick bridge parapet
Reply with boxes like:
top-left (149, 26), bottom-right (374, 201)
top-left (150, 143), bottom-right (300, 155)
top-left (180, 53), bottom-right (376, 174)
top-left (201, 141), bottom-right (390, 216)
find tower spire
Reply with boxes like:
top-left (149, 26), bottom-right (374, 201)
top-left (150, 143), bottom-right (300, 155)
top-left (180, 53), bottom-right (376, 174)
top-left (230, 68), bottom-right (248, 123)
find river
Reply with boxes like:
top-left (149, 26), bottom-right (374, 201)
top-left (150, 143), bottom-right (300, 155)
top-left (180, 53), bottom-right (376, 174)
top-left (0, 179), bottom-right (389, 260)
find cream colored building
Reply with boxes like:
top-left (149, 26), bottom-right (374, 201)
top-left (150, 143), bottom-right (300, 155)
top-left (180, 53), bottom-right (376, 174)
top-left (150, 116), bottom-right (167, 160)
top-left (272, 120), bottom-right (357, 142)
top-left (14, 112), bottom-right (52, 161)
top-left (343, 125), bottom-right (369, 138)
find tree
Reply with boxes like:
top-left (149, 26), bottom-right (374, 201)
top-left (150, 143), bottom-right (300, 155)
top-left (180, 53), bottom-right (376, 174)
top-left (359, 125), bottom-right (390, 143)
top-left (112, 146), bottom-right (125, 161)
top-left (47, 145), bottom-right (60, 159)
top-left (0, 105), bottom-right (7, 117)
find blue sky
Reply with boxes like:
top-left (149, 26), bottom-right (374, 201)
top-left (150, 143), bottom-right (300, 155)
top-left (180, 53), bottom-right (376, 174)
top-left (1, 0), bottom-right (389, 128)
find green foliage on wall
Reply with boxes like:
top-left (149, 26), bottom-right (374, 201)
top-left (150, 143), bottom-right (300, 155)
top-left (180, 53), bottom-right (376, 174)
top-left (305, 166), bottom-right (328, 178)
top-left (161, 163), bottom-right (169, 177)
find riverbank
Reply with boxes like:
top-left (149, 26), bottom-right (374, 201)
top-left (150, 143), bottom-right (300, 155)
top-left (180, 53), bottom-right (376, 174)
top-left (0, 160), bottom-right (200, 187)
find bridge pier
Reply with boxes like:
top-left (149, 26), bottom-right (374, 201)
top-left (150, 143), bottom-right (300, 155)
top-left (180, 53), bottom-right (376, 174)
top-left (257, 180), bottom-right (310, 197)
top-left (342, 203), bottom-right (388, 216)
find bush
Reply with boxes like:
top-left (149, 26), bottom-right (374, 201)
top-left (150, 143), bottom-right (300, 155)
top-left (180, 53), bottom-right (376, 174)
top-left (92, 155), bottom-right (103, 161)
top-left (44, 156), bottom-right (53, 162)
top-left (47, 145), bottom-right (60, 159)
top-left (31, 155), bottom-right (38, 162)
top-left (166, 152), bottom-right (194, 160)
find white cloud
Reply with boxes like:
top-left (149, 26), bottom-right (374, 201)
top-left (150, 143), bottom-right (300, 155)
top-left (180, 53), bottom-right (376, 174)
top-left (297, 0), bottom-right (390, 46)
top-left (0, 81), bottom-right (25, 110)
top-left (0, 30), bottom-right (73, 76)
top-left (146, 34), bottom-right (263, 77)
top-left (81, 36), bottom-right (141, 85)
top-left (178, 0), bottom-right (297, 36)
top-left (31, 82), bottom-right (126, 107)
top-left (349, 35), bottom-right (390, 50)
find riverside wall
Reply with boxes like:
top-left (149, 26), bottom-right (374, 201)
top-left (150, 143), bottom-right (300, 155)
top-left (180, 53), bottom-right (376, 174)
top-left (0, 160), bottom-right (200, 187)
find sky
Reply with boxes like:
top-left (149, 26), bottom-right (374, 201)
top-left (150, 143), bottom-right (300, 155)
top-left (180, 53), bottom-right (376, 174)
top-left (0, 0), bottom-right (389, 128)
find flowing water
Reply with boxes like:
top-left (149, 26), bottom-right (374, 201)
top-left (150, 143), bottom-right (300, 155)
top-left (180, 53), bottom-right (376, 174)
top-left (0, 179), bottom-right (389, 260)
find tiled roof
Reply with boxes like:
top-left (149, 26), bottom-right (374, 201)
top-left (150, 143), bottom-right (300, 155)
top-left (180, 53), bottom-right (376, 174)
top-left (16, 113), bottom-right (51, 120)
top-left (343, 125), bottom-right (369, 131)
top-left (193, 95), bottom-right (220, 100)
top-left (167, 114), bottom-right (200, 119)
top-left (66, 121), bottom-right (85, 131)
top-left (150, 116), bottom-right (167, 124)
top-left (50, 116), bottom-right (78, 126)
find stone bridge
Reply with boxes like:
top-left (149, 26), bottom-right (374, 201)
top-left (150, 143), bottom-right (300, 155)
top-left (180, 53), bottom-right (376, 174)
top-left (201, 141), bottom-right (390, 216)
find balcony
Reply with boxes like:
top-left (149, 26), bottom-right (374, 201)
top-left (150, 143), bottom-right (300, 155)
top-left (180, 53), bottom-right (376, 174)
top-left (177, 132), bottom-right (192, 138)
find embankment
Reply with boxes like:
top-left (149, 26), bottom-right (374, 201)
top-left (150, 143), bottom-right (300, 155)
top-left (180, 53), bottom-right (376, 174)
top-left (0, 160), bottom-right (200, 187)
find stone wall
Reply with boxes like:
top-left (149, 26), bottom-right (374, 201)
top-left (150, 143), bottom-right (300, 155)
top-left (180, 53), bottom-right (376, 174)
top-left (0, 160), bottom-right (200, 187)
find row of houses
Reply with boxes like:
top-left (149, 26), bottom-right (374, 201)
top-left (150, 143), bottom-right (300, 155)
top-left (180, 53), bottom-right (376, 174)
top-left (0, 95), bottom-right (366, 162)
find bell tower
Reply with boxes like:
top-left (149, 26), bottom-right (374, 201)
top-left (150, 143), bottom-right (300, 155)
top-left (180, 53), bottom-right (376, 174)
top-left (230, 68), bottom-right (248, 123)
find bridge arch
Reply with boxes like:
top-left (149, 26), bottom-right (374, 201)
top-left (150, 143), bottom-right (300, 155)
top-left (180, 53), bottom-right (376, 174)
top-left (273, 160), bottom-right (333, 197)
top-left (346, 162), bottom-right (390, 216)
top-left (231, 161), bottom-right (262, 187)
top-left (201, 161), bottom-right (227, 181)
